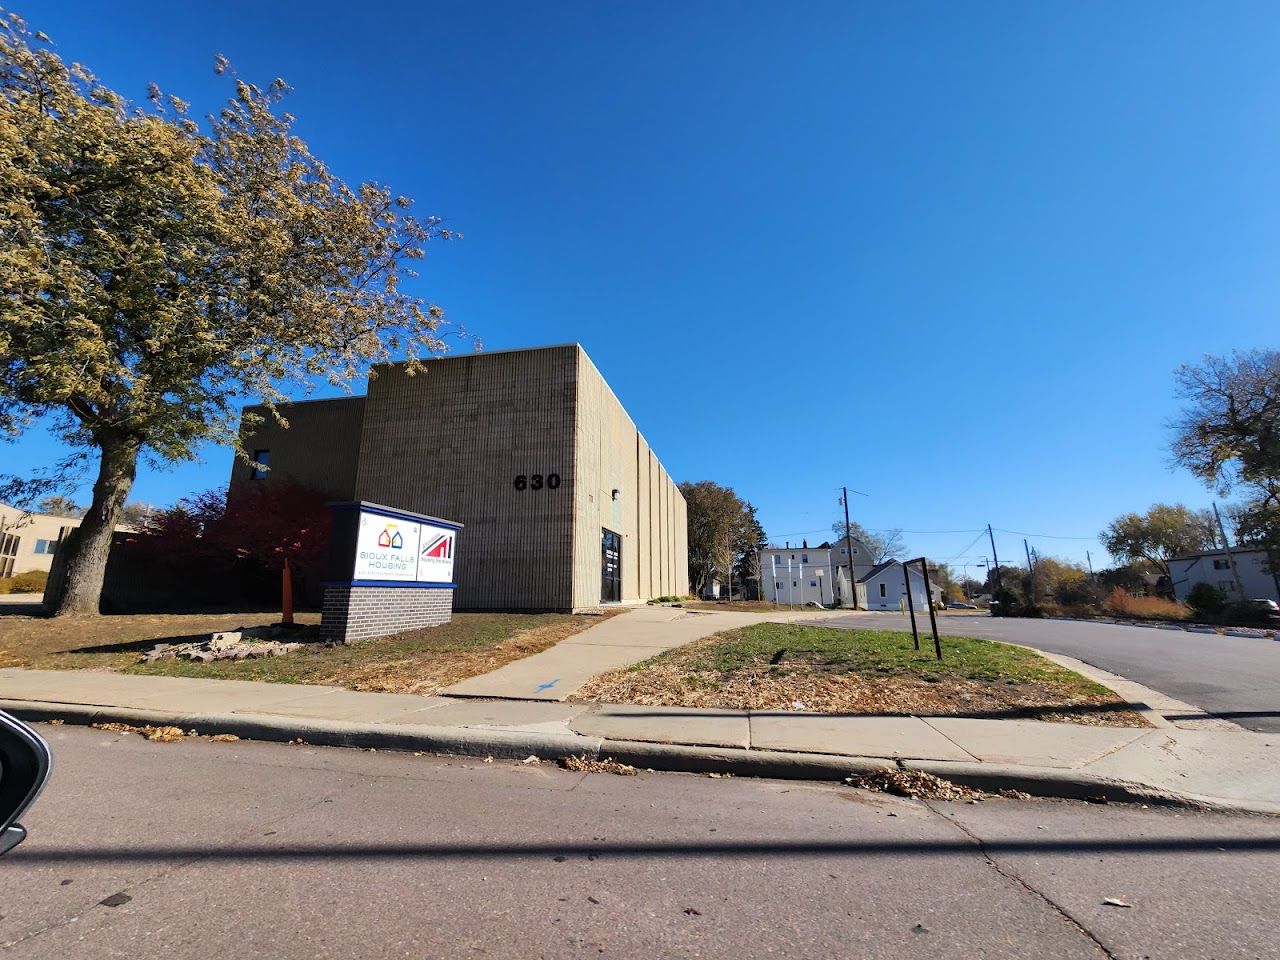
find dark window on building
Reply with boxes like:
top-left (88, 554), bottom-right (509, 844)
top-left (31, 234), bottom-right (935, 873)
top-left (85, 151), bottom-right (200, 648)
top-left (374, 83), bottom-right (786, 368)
top-left (1212, 558), bottom-right (1230, 570)
top-left (879, 583), bottom-right (887, 598)
top-left (252, 449), bottom-right (271, 480)
top-left (34, 539), bottom-right (56, 555)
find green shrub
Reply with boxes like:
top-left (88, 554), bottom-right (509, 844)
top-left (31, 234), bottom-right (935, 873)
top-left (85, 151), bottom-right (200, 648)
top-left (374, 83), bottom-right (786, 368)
top-left (1186, 582), bottom-right (1228, 616)
top-left (0, 569), bottom-right (48, 595)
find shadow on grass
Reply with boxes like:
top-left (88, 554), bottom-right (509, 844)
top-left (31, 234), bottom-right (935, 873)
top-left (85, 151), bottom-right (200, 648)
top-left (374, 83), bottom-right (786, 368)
top-left (64, 624), bottom-right (326, 656)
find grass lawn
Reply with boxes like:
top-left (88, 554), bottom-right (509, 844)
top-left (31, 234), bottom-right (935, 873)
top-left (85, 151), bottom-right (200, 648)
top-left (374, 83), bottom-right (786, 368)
top-left (573, 622), bottom-right (1147, 727)
top-left (0, 609), bottom-right (613, 695)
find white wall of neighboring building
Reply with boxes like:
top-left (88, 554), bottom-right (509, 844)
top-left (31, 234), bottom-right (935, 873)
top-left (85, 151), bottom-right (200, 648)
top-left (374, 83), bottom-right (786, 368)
top-left (762, 547), bottom-right (837, 606)
top-left (0, 504), bottom-right (83, 579)
top-left (1168, 549), bottom-right (1279, 604)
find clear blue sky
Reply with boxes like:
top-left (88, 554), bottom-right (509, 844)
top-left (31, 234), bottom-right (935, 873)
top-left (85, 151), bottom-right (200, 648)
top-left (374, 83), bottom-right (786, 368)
top-left (9, 1), bottom-right (1279, 573)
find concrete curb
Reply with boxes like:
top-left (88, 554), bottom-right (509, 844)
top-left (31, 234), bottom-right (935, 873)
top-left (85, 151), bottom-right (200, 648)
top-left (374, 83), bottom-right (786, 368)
top-left (8, 698), bottom-right (1276, 817)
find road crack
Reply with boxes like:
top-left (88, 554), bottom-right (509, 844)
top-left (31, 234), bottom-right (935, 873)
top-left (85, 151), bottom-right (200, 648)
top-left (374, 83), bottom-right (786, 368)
top-left (925, 801), bottom-right (1119, 960)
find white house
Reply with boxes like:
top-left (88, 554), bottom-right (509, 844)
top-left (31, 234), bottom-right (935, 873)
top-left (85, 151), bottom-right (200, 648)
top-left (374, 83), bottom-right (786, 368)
top-left (760, 536), bottom-right (943, 609)
top-left (1167, 548), bottom-right (1279, 604)
top-left (761, 538), bottom-right (877, 607)
top-left (856, 559), bottom-right (944, 611)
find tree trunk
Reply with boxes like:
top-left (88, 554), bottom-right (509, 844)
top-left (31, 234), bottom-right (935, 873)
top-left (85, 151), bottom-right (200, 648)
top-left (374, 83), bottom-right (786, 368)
top-left (281, 558), bottom-right (294, 625)
top-left (44, 436), bottom-right (140, 617)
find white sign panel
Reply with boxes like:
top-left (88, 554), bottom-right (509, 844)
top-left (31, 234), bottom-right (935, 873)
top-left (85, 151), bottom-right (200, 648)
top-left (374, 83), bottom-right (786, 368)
top-left (353, 510), bottom-right (457, 584)
top-left (354, 512), bottom-right (422, 581)
top-left (415, 522), bottom-right (457, 584)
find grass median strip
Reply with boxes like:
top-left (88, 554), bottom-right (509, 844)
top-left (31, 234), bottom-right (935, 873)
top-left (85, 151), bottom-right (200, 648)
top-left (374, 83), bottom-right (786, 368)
top-left (0, 610), bottom-right (616, 695)
top-left (573, 622), bottom-right (1147, 727)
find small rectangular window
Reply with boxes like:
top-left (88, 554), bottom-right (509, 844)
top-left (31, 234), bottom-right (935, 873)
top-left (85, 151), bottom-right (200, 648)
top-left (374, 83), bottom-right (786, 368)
top-left (1219, 580), bottom-right (1236, 592)
top-left (879, 583), bottom-right (887, 598)
top-left (1213, 558), bottom-right (1229, 570)
top-left (809, 580), bottom-right (817, 587)
top-left (801, 555), bottom-right (808, 563)
top-left (775, 582), bottom-right (782, 590)
top-left (792, 580), bottom-right (798, 587)
top-left (252, 449), bottom-right (271, 480)
top-left (840, 547), bottom-right (847, 555)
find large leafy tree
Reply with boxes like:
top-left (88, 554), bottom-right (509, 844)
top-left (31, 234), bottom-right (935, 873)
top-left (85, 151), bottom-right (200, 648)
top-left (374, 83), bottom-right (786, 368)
top-left (680, 480), bottom-right (750, 597)
top-left (0, 14), bottom-right (453, 615)
top-left (1100, 504), bottom-right (1217, 577)
top-left (1173, 349), bottom-right (1280, 568)
top-left (732, 501), bottom-right (768, 598)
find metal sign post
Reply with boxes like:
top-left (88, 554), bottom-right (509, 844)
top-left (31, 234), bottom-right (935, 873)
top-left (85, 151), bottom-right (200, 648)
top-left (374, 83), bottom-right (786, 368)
top-left (904, 557), bottom-right (943, 661)
top-left (902, 563), bottom-right (920, 651)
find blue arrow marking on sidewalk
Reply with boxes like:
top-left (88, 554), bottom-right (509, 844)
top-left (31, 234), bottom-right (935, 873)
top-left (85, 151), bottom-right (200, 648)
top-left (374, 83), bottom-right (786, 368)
top-left (535, 678), bottom-right (560, 693)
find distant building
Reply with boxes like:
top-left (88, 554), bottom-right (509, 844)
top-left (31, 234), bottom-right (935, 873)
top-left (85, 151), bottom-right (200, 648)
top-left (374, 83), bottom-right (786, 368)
top-left (856, 559), bottom-right (943, 611)
top-left (1167, 548), bottom-right (1280, 604)
top-left (0, 504), bottom-right (86, 579)
top-left (760, 537), bottom-right (944, 609)
top-left (761, 539), bottom-right (873, 607)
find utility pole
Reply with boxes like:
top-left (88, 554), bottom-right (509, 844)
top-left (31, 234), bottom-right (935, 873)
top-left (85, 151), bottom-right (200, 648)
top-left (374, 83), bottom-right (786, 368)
top-left (842, 487), bottom-right (856, 609)
top-left (1212, 502), bottom-right (1244, 599)
top-left (1024, 539), bottom-right (1035, 602)
top-left (1086, 550), bottom-right (1095, 581)
top-left (986, 524), bottom-right (1002, 593)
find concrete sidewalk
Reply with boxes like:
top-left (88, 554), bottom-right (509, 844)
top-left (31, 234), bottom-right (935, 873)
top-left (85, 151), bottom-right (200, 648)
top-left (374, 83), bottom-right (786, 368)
top-left (443, 605), bottom-right (832, 701)
top-left (0, 667), bottom-right (1275, 814)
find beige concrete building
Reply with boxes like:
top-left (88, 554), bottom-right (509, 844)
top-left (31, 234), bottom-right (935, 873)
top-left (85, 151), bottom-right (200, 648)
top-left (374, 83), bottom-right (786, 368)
top-left (0, 504), bottom-right (84, 579)
top-left (231, 345), bottom-right (688, 612)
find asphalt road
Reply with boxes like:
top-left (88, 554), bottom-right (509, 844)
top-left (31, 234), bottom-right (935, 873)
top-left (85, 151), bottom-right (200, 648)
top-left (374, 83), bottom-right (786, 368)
top-left (1, 726), bottom-right (1277, 959)
top-left (823, 613), bottom-right (1280, 733)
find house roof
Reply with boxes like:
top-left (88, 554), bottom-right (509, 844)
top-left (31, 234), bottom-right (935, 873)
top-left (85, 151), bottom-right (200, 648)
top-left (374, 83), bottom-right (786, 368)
top-left (857, 560), bottom-right (899, 583)
top-left (1170, 547), bottom-right (1269, 562)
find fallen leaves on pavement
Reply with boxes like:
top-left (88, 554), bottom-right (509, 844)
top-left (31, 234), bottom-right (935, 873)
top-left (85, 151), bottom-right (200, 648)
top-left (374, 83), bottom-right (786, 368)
top-left (91, 722), bottom-right (190, 742)
top-left (848, 769), bottom-right (982, 801)
top-left (559, 755), bottom-right (638, 776)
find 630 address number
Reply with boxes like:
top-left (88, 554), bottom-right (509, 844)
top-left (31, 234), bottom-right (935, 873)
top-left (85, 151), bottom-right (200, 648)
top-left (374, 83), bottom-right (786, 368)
top-left (514, 473), bottom-right (561, 491)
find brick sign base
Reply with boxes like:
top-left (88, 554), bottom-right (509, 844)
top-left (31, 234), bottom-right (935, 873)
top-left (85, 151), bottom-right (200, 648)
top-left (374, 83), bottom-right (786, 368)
top-left (321, 584), bottom-right (454, 643)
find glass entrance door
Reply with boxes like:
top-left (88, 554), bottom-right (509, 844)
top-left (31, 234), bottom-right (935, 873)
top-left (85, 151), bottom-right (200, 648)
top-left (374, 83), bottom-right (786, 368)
top-left (601, 528), bottom-right (621, 603)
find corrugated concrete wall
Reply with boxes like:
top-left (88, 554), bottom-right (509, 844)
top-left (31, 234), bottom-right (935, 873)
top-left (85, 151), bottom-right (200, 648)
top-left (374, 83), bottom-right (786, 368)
top-left (230, 397), bottom-right (365, 499)
top-left (353, 347), bottom-right (579, 611)
top-left (572, 350), bottom-right (686, 609)
top-left (234, 345), bottom-right (687, 611)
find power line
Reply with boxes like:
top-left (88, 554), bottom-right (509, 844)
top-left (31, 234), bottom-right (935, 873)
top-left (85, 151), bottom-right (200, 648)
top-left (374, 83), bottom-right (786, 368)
top-left (992, 527), bottom-right (1096, 541)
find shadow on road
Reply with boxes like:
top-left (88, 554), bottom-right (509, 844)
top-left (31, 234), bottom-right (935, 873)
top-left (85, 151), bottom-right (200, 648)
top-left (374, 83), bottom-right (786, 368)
top-left (11, 835), bottom-right (1280, 865)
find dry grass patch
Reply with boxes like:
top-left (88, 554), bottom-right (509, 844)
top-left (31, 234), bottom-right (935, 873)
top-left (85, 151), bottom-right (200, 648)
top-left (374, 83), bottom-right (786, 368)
top-left (0, 610), bottom-right (323, 669)
top-left (0, 608), bottom-right (619, 695)
top-left (574, 623), bottom-right (1148, 727)
top-left (327, 614), bottom-right (621, 695)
